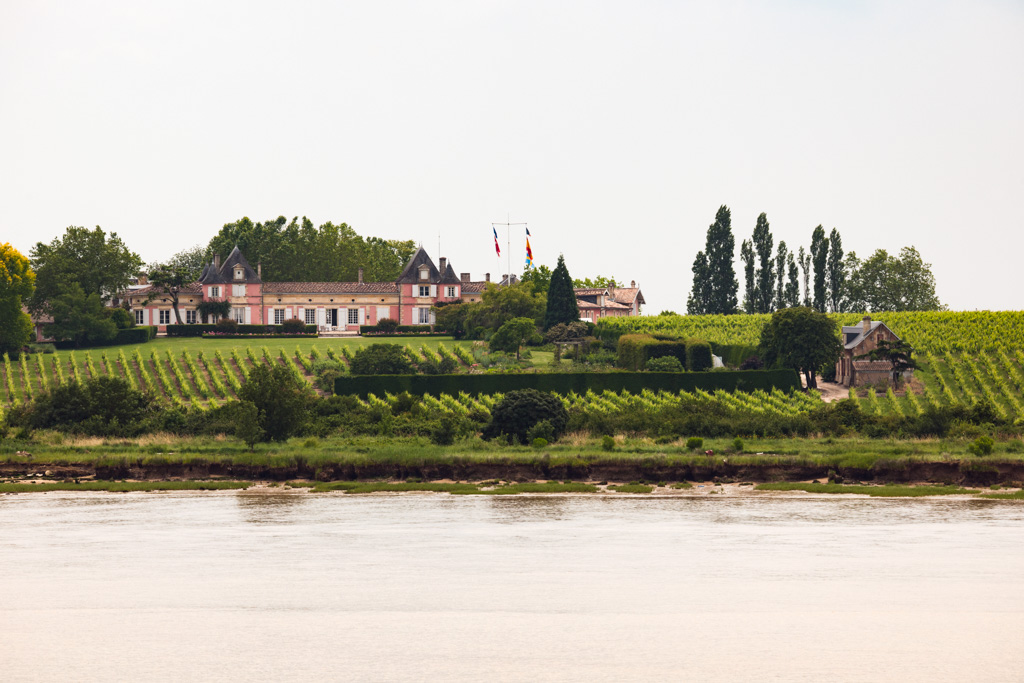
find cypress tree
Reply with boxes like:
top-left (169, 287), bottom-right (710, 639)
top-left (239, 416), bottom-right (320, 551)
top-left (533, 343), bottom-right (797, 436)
top-left (702, 205), bottom-right (738, 315)
top-left (544, 254), bottom-right (579, 329)
top-left (810, 225), bottom-right (829, 312)
top-left (740, 239), bottom-right (755, 314)
top-left (785, 253), bottom-right (800, 307)
top-left (774, 241), bottom-right (788, 310)
top-left (827, 228), bottom-right (845, 312)
top-left (752, 212), bottom-right (774, 314)
top-left (686, 251), bottom-right (709, 315)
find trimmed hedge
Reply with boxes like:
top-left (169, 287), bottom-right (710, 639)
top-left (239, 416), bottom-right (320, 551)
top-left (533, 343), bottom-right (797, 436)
top-left (617, 334), bottom-right (688, 371)
top-left (166, 324), bottom-right (317, 337)
top-left (336, 369), bottom-right (800, 397)
top-left (687, 340), bottom-right (713, 372)
top-left (359, 324), bottom-right (448, 336)
top-left (53, 326), bottom-right (156, 349)
top-left (711, 343), bottom-right (760, 368)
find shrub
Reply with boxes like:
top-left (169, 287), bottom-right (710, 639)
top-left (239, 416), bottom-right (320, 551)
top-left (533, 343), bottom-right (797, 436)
top-left (280, 317), bottom-right (305, 334)
top-left (646, 356), bottom-right (683, 372)
top-left (967, 435), bottom-right (995, 456)
top-left (19, 375), bottom-right (155, 436)
top-left (732, 436), bottom-right (744, 452)
top-left (544, 321), bottom-right (590, 344)
top-left (532, 437), bottom-right (548, 448)
top-left (429, 413), bottom-right (463, 446)
top-left (740, 355), bottom-right (763, 370)
top-left (109, 307), bottom-right (134, 329)
top-left (686, 437), bottom-right (704, 451)
top-left (235, 400), bottom-right (263, 451)
top-left (482, 389), bottom-right (569, 444)
top-left (602, 435), bottom-right (616, 451)
top-left (377, 318), bottom-right (399, 334)
top-left (237, 363), bottom-right (312, 441)
top-left (312, 359), bottom-right (346, 393)
top-left (349, 344), bottom-right (415, 375)
top-left (216, 318), bottom-right (238, 334)
top-left (527, 419), bottom-right (556, 443)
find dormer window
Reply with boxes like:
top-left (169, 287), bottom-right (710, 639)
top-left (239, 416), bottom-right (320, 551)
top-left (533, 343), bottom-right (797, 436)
top-left (419, 266), bottom-right (429, 281)
top-left (235, 268), bottom-right (244, 280)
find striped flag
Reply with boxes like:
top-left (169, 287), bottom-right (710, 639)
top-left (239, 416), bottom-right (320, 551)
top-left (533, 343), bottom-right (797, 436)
top-left (493, 227), bottom-right (501, 256)
top-left (525, 231), bottom-right (534, 268)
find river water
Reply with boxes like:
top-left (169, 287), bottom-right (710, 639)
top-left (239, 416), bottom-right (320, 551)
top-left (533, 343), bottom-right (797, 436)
top-left (2, 492), bottom-right (1023, 682)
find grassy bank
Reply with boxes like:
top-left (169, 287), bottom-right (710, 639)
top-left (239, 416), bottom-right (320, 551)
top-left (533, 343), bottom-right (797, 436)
top-left (0, 480), bottom-right (252, 493)
top-left (754, 482), bottom-right (978, 497)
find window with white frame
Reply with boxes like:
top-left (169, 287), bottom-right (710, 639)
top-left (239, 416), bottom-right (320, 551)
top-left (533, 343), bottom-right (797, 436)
top-left (348, 308), bottom-right (359, 324)
top-left (186, 310), bottom-right (197, 324)
top-left (446, 286), bottom-right (456, 298)
top-left (135, 310), bottom-right (144, 325)
top-left (159, 310), bottom-right (170, 325)
top-left (416, 308), bottom-right (430, 324)
top-left (419, 266), bottom-right (429, 281)
top-left (305, 308), bottom-right (316, 325)
top-left (233, 308), bottom-right (245, 323)
top-left (235, 268), bottom-right (244, 280)
top-left (418, 285), bottom-right (430, 297)
top-left (209, 286), bottom-right (220, 298)
top-left (232, 284), bottom-right (245, 296)
top-left (274, 309), bottom-right (285, 324)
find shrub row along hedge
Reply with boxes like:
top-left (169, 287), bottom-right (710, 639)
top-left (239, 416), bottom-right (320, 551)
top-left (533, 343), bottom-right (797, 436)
top-left (53, 326), bottom-right (157, 349)
top-left (335, 369), bottom-right (800, 397)
top-left (166, 324), bottom-right (317, 337)
top-left (616, 334), bottom-right (712, 372)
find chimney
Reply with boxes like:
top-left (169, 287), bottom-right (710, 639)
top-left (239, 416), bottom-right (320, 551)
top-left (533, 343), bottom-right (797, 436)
top-left (461, 272), bottom-right (470, 283)
top-left (862, 316), bottom-right (871, 334)
top-left (630, 280), bottom-right (636, 288)
top-left (257, 262), bottom-right (262, 279)
top-left (358, 267), bottom-right (364, 284)
top-left (439, 257), bottom-right (447, 273)
top-left (485, 273), bottom-right (490, 282)
top-left (214, 253), bottom-right (220, 269)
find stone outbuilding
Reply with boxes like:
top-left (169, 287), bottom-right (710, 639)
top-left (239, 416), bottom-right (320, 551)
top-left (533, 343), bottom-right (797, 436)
top-left (836, 316), bottom-right (907, 388)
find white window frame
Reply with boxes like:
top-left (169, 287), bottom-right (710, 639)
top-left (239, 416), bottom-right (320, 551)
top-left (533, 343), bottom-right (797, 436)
top-left (233, 307), bottom-right (245, 324)
top-left (446, 286), bottom-right (456, 298)
top-left (234, 268), bottom-right (244, 280)
top-left (419, 267), bottom-right (429, 281)
top-left (232, 284), bottom-right (245, 297)
top-left (418, 285), bottom-right (430, 297)
top-left (186, 310), bottom-right (197, 324)
top-left (159, 310), bottom-right (171, 325)
top-left (135, 310), bottom-right (144, 325)
top-left (274, 309), bottom-right (285, 324)
top-left (305, 308), bottom-right (316, 325)
top-left (210, 286), bottom-right (221, 298)
top-left (348, 308), bottom-right (360, 325)
top-left (416, 308), bottom-right (431, 324)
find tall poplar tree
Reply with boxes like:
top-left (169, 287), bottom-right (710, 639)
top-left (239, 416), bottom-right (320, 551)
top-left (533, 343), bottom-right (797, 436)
top-left (809, 226), bottom-right (829, 312)
top-left (797, 246), bottom-right (811, 307)
top-left (826, 228), bottom-right (845, 313)
top-left (785, 253), bottom-right (801, 308)
top-left (543, 254), bottom-right (579, 329)
top-left (774, 240), bottom-right (788, 310)
top-left (740, 239), bottom-right (756, 314)
top-left (704, 205), bottom-right (738, 315)
top-left (752, 213), bottom-right (774, 314)
top-left (686, 251), bottom-right (709, 315)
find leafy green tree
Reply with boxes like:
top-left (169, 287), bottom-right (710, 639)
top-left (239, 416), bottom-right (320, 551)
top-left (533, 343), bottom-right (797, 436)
top-left (147, 263), bottom-right (197, 324)
top-left (740, 239), bottom-right (756, 314)
top-left (465, 282), bottom-right (546, 336)
top-left (809, 226), bottom-right (829, 312)
top-left (752, 212), bottom-right (774, 314)
top-left (521, 264), bottom-right (553, 295)
top-left (489, 317), bottom-right (538, 360)
top-left (149, 244), bottom-right (209, 277)
top-left (481, 389), bottom-right (569, 444)
top-left (197, 299), bottom-right (231, 323)
top-left (689, 205), bottom-right (738, 315)
top-left (572, 275), bottom-right (619, 288)
top-left (22, 375), bottom-right (154, 436)
top-left (234, 400), bottom-right (264, 451)
top-left (759, 306), bottom-right (840, 389)
top-left (28, 226), bottom-right (143, 314)
top-left (0, 243), bottom-right (35, 357)
top-left (544, 255), bottom-right (579, 330)
top-left (856, 338), bottom-right (918, 388)
top-left (237, 363), bottom-right (312, 441)
top-left (826, 228), bottom-right (845, 313)
top-left (348, 343), bottom-right (415, 375)
top-left (433, 303), bottom-right (470, 339)
top-left (44, 285), bottom-right (117, 347)
top-left (845, 247), bottom-right (943, 312)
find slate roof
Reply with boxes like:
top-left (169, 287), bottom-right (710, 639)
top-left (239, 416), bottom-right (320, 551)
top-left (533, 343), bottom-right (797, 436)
top-left (220, 245), bottom-right (261, 283)
top-left (440, 263), bottom-right (462, 285)
top-left (396, 247), bottom-right (441, 284)
top-left (263, 282), bottom-right (399, 294)
top-left (841, 319), bottom-right (898, 350)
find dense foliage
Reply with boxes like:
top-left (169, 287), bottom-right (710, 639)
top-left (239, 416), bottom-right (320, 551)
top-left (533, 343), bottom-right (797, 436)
top-left (236, 363), bottom-right (312, 441)
top-left (0, 243), bottom-right (35, 358)
top-left (482, 389), bottom-right (569, 444)
top-left (543, 255), bottom-right (580, 330)
top-left (688, 205), bottom-right (738, 315)
top-left (760, 307), bottom-right (840, 389)
top-left (348, 343), bottom-right (415, 375)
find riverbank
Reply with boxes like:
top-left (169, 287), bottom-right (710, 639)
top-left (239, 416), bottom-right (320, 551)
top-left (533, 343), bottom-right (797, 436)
top-left (4, 432), bottom-right (1024, 488)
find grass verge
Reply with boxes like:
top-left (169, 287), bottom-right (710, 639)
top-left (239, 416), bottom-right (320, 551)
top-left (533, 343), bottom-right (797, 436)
top-left (0, 480), bottom-right (251, 493)
top-left (754, 482), bottom-right (978, 497)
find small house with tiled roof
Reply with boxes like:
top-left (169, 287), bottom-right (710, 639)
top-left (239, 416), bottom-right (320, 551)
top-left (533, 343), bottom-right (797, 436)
top-left (836, 316), bottom-right (904, 388)
top-left (125, 246), bottom-right (499, 333)
top-left (575, 281), bottom-right (645, 321)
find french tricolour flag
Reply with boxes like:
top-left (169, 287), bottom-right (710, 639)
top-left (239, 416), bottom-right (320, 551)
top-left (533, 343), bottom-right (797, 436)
top-left (493, 227), bottom-right (501, 256)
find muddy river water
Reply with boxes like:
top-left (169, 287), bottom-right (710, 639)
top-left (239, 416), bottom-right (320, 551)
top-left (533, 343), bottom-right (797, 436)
top-left (2, 492), bottom-right (1023, 682)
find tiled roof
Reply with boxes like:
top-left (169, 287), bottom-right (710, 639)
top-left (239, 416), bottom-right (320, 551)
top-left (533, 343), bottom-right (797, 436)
top-left (263, 281), bottom-right (399, 294)
top-left (574, 287), bottom-right (608, 296)
top-left (461, 281), bottom-right (490, 293)
top-left (608, 287), bottom-right (643, 306)
top-left (842, 320), bottom-right (897, 350)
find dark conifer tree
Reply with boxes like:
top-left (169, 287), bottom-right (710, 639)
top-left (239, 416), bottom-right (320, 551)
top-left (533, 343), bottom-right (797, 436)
top-left (740, 239), bottom-right (756, 314)
top-left (752, 212), bottom-right (774, 314)
top-left (703, 205), bottom-right (738, 314)
top-left (687, 251), bottom-right (709, 315)
top-left (827, 228), bottom-right (845, 312)
top-left (810, 225), bottom-right (829, 312)
top-left (774, 240), bottom-right (788, 311)
top-left (543, 254), bottom-right (579, 329)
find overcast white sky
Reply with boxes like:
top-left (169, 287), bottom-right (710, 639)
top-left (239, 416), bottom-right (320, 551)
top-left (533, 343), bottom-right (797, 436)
top-left (2, 0), bottom-right (1022, 313)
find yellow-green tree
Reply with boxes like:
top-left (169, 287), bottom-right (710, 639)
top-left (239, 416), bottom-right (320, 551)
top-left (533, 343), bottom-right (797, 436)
top-left (0, 243), bottom-right (35, 357)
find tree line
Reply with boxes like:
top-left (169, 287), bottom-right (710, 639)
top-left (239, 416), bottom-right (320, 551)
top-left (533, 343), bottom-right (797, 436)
top-left (687, 205), bottom-right (943, 315)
